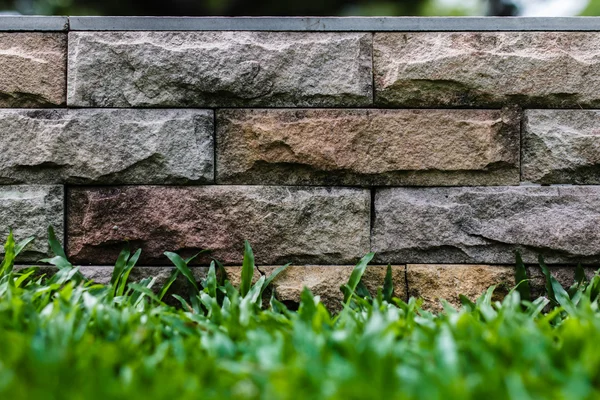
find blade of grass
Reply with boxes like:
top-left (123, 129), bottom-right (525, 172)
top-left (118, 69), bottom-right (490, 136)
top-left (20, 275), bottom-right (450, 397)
top-left (47, 226), bottom-right (67, 259)
top-left (514, 252), bottom-right (530, 302)
top-left (165, 252), bottom-right (199, 294)
top-left (240, 241), bottom-right (255, 297)
top-left (158, 268), bottom-right (180, 301)
top-left (343, 252), bottom-right (375, 303)
top-left (383, 264), bottom-right (393, 302)
top-left (260, 263), bottom-right (289, 297)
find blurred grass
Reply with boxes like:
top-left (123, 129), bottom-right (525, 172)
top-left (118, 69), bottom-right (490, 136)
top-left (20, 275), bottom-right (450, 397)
top-left (1, 228), bottom-right (600, 399)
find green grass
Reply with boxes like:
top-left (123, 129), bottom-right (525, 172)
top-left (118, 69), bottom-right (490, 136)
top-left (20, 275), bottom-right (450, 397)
top-left (1, 228), bottom-right (600, 399)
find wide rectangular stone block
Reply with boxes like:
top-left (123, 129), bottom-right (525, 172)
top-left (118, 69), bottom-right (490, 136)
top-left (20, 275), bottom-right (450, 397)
top-left (0, 33), bottom-right (66, 107)
top-left (0, 185), bottom-right (63, 261)
top-left (67, 186), bottom-right (371, 266)
top-left (0, 109), bottom-right (213, 184)
top-left (216, 108), bottom-right (520, 186)
top-left (374, 32), bottom-right (600, 107)
top-left (522, 110), bottom-right (600, 184)
top-left (406, 265), bottom-right (513, 312)
top-left (67, 32), bottom-right (373, 107)
top-left (372, 186), bottom-right (600, 265)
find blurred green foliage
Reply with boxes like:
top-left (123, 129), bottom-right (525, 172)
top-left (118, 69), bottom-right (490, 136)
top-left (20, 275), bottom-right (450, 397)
top-left (0, 0), bottom-right (485, 16)
top-left (582, 0), bottom-right (600, 15)
top-left (2, 229), bottom-right (600, 399)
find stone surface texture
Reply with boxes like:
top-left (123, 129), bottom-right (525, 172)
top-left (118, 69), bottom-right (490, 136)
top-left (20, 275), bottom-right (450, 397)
top-left (374, 32), bottom-right (600, 107)
top-left (67, 31), bottom-right (373, 107)
top-left (225, 265), bottom-right (406, 311)
top-left (216, 108), bottom-right (520, 186)
top-left (0, 33), bottom-right (66, 107)
top-left (67, 186), bottom-right (370, 266)
top-left (0, 185), bottom-right (63, 261)
top-left (373, 186), bottom-right (600, 265)
top-left (407, 265), bottom-right (513, 312)
top-left (522, 110), bottom-right (600, 184)
top-left (0, 109), bottom-right (213, 184)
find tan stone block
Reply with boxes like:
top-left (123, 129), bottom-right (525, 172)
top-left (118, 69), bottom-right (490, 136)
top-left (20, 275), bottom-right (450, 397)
top-left (216, 108), bottom-right (519, 186)
top-left (406, 264), bottom-right (514, 312)
top-left (0, 33), bottom-right (66, 106)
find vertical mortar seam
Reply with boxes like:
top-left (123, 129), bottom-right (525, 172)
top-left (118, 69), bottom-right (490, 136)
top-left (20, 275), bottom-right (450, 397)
top-left (370, 32), bottom-right (375, 106)
top-left (212, 109), bottom-right (217, 184)
top-left (519, 108), bottom-right (524, 183)
top-left (63, 24), bottom-right (69, 251)
top-left (369, 187), bottom-right (376, 253)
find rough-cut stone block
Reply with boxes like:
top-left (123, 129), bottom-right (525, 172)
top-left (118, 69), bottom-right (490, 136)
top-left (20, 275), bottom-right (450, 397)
top-left (0, 185), bottom-right (63, 261)
top-left (67, 186), bottom-right (370, 266)
top-left (0, 109), bottom-right (213, 184)
top-left (0, 33), bottom-right (66, 107)
top-left (67, 32), bottom-right (372, 107)
top-left (373, 186), bottom-right (600, 265)
top-left (406, 265), bottom-right (513, 312)
top-left (522, 110), bottom-right (600, 184)
top-left (374, 32), bottom-right (600, 107)
top-left (225, 265), bottom-right (406, 312)
top-left (216, 108), bottom-right (520, 186)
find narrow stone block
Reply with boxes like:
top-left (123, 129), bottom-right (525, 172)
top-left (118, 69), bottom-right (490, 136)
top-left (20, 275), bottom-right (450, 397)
top-left (67, 186), bottom-right (371, 265)
top-left (216, 108), bottom-right (520, 186)
top-left (0, 33), bottom-right (66, 106)
top-left (0, 185), bottom-right (63, 261)
top-left (68, 32), bottom-right (373, 107)
top-left (374, 32), bottom-right (600, 107)
top-left (523, 110), bottom-right (600, 184)
top-left (373, 186), bottom-right (600, 264)
top-left (0, 109), bottom-right (213, 184)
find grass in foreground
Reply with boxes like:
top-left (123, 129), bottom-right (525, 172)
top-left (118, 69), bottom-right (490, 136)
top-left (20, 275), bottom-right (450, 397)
top-left (1, 228), bottom-right (600, 399)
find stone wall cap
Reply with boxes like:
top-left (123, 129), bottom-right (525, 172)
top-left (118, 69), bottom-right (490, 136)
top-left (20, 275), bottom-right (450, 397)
top-left (0, 16), bottom-right (68, 31)
top-left (68, 16), bottom-right (600, 32)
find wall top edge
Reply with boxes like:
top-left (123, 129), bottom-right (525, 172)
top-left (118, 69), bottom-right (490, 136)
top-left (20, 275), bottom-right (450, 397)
top-left (0, 16), bottom-right (68, 31)
top-left (45, 16), bottom-right (600, 32)
top-left (5, 16), bottom-right (600, 32)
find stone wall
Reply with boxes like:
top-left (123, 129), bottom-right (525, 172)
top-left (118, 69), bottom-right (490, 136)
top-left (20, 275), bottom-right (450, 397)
top-left (3, 16), bottom-right (599, 310)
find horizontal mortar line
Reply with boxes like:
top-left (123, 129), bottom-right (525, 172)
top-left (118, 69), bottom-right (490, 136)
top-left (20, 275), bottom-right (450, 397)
top-left (65, 16), bottom-right (600, 32)
top-left (48, 106), bottom-right (600, 111)
top-left (6, 106), bottom-right (600, 112)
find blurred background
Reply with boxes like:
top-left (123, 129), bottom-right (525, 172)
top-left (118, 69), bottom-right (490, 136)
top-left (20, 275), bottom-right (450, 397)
top-left (1, 0), bottom-right (600, 17)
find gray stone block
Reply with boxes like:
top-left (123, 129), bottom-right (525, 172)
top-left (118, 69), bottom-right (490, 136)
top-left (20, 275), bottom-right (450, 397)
top-left (374, 32), bottom-right (600, 107)
top-left (0, 109), bottom-right (214, 184)
top-left (0, 185), bottom-right (64, 261)
top-left (523, 110), bottom-right (600, 184)
top-left (373, 186), bottom-right (600, 265)
top-left (67, 31), bottom-right (373, 107)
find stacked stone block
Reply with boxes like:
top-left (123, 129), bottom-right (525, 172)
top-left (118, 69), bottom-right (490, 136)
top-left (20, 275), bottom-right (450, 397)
top-left (3, 17), bottom-right (600, 310)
